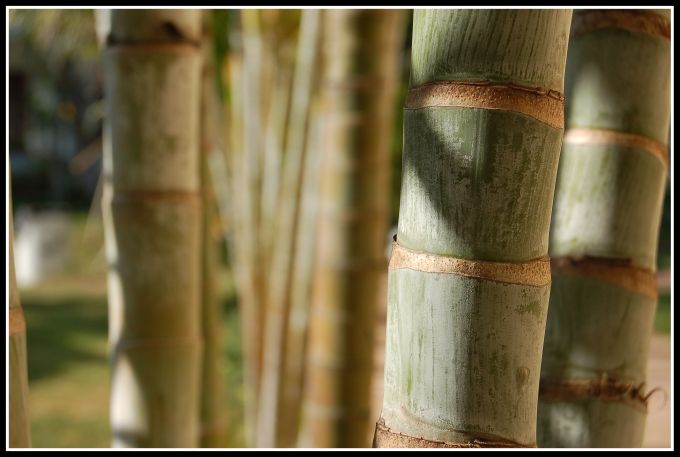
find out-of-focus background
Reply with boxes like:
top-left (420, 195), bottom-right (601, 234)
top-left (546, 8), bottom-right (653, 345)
top-left (7, 9), bottom-right (671, 448)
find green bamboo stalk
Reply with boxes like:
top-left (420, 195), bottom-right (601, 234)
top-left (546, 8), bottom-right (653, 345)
top-left (256, 9), bottom-right (320, 448)
top-left (222, 17), bottom-right (262, 447)
top-left (537, 9), bottom-right (671, 448)
top-left (374, 9), bottom-right (572, 448)
top-left (298, 9), bottom-right (405, 448)
top-left (103, 9), bottom-right (203, 448)
top-left (199, 12), bottom-right (228, 448)
top-left (9, 177), bottom-right (32, 448)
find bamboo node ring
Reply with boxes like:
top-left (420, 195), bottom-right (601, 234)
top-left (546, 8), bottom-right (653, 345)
top-left (405, 80), bottom-right (564, 129)
top-left (9, 307), bottom-right (26, 337)
top-left (389, 237), bottom-right (551, 287)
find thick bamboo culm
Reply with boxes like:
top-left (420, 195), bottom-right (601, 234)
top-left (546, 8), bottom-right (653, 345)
top-left (199, 12), bottom-right (228, 448)
top-left (537, 9), bottom-right (671, 448)
top-left (102, 10), bottom-right (203, 447)
top-left (9, 180), bottom-right (32, 448)
top-left (374, 10), bottom-right (572, 448)
top-left (298, 9), bottom-right (405, 448)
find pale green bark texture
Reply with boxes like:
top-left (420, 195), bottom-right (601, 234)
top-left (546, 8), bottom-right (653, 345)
top-left (299, 9), bottom-right (405, 448)
top-left (378, 9), bottom-right (572, 447)
top-left (103, 10), bottom-right (202, 448)
top-left (538, 10), bottom-right (670, 448)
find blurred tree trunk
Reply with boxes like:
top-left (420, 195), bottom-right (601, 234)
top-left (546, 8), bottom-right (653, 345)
top-left (298, 9), bottom-right (405, 448)
top-left (537, 10), bottom-right (670, 448)
top-left (198, 11), bottom-right (228, 448)
top-left (9, 178), bottom-right (32, 448)
top-left (102, 9), bottom-right (203, 447)
top-left (374, 10), bottom-right (572, 448)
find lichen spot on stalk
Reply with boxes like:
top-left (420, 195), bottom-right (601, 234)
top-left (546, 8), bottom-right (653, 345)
top-left (516, 366), bottom-right (530, 390)
top-left (517, 300), bottom-right (541, 319)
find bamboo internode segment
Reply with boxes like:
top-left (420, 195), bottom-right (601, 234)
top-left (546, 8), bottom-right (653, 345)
top-left (113, 337), bottom-right (203, 352)
top-left (9, 308), bottom-right (26, 337)
top-left (539, 375), bottom-right (657, 412)
top-left (373, 419), bottom-right (534, 448)
top-left (551, 256), bottom-right (657, 299)
top-left (405, 81), bottom-right (564, 130)
top-left (571, 10), bottom-right (671, 40)
top-left (390, 238), bottom-right (551, 287)
top-left (564, 128), bottom-right (668, 169)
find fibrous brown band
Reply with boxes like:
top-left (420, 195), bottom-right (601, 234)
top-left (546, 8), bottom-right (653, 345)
top-left (9, 307), bottom-right (26, 337)
top-left (372, 419), bottom-right (534, 448)
top-left (405, 80), bottom-right (564, 130)
top-left (571, 10), bottom-right (671, 40)
top-left (551, 256), bottom-right (657, 299)
top-left (539, 375), bottom-right (656, 412)
top-left (564, 128), bottom-right (668, 169)
top-left (389, 239), bottom-right (551, 287)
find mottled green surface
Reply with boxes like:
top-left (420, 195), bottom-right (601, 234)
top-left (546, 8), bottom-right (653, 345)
top-left (541, 275), bottom-right (656, 383)
top-left (411, 10), bottom-right (571, 91)
top-left (537, 400), bottom-right (646, 448)
top-left (550, 143), bottom-right (667, 270)
top-left (382, 268), bottom-right (550, 446)
top-left (398, 107), bottom-right (563, 261)
top-left (565, 28), bottom-right (670, 144)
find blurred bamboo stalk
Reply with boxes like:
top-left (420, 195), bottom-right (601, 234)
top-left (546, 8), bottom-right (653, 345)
top-left (257, 9), bottom-right (321, 447)
top-left (199, 11), bottom-right (228, 448)
top-left (538, 9), bottom-right (671, 447)
top-left (9, 175), bottom-right (32, 448)
top-left (221, 13), bottom-right (262, 447)
top-left (103, 10), bottom-right (203, 447)
top-left (278, 96), bottom-right (324, 447)
top-left (298, 10), bottom-right (405, 448)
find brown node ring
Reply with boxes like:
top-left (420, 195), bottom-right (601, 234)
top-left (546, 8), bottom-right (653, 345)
top-left (372, 419), bottom-right (534, 448)
top-left (9, 307), bottom-right (26, 337)
top-left (571, 10), bottom-right (671, 40)
top-left (551, 256), bottom-right (657, 299)
top-left (405, 80), bottom-right (564, 130)
top-left (564, 128), bottom-right (668, 170)
top-left (389, 237), bottom-right (551, 287)
top-left (539, 374), bottom-right (657, 412)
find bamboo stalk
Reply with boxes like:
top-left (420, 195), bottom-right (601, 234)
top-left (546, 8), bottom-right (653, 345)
top-left (537, 9), bottom-right (671, 448)
top-left (9, 176), bottom-right (32, 448)
top-left (221, 15), bottom-right (262, 447)
top-left (199, 12), bottom-right (228, 448)
top-left (256, 9), bottom-right (321, 447)
top-left (103, 9), bottom-right (203, 447)
top-left (299, 9), bottom-right (406, 448)
top-left (278, 96), bottom-right (323, 448)
top-left (374, 10), bottom-right (572, 448)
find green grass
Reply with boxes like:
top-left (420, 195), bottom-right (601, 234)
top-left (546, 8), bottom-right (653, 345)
top-left (21, 272), bottom-right (244, 448)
